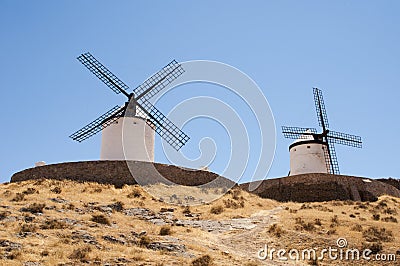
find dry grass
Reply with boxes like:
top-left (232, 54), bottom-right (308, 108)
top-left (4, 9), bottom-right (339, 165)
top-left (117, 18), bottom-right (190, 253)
top-left (0, 179), bottom-right (398, 265)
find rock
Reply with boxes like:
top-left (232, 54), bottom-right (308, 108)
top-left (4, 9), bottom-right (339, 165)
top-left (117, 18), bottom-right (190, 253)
top-left (0, 239), bottom-right (22, 251)
top-left (71, 230), bottom-right (101, 248)
top-left (147, 242), bottom-right (186, 253)
top-left (105, 202), bottom-right (124, 212)
top-left (49, 197), bottom-right (68, 204)
top-left (160, 207), bottom-right (175, 213)
top-left (102, 235), bottom-right (126, 245)
top-left (24, 262), bottom-right (41, 266)
top-left (131, 231), bottom-right (147, 237)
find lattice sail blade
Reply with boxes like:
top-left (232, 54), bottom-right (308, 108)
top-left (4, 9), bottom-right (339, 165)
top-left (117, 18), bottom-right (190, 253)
top-left (325, 138), bottom-right (340, 175)
top-left (282, 126), bottom-right (317, 140)
top-left (77, 52), bottom-right (130, 95)
top-left (327, 130), bottom-right (362, 148)
top-left (135, 60), bottom-right (184, 101)
top-left (69, 105), bottom-right (124, 142)
top-left (137, 99), bottom-right (189, 151)
top-left (313, 88), bottom-right (330, 129)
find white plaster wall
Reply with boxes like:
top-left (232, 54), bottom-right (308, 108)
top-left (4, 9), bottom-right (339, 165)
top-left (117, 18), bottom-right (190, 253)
top-left (100, 116), bottom-right (155, 162)
top-left (289, 142), bottom-right (328, 175)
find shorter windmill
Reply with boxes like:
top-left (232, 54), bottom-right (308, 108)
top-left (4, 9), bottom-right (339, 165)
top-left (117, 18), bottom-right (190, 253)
top-left (69, 52), bottom-right (190, 161)
top-left (282, 88), bottom-right (362, 175)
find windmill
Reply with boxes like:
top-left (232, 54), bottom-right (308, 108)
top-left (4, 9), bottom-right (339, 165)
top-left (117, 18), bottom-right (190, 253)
top-left (69, 52), bottom-right (190, 161)
top-left (282, 88), bottom-right (362, 175)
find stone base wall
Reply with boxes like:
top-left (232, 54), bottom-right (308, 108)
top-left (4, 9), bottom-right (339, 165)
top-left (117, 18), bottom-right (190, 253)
top-left (11, 162), bottom-right (400, 202)
top-left (240, 174), bottom-right (400, 202)
top-left (10, 160), bottom-right (235, 188)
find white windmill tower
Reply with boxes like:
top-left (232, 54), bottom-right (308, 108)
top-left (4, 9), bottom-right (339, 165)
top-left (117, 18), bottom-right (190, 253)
top-left (282, 88), bottom-right (362, 176)
top-left (69, 52), bottom-right (190, 162)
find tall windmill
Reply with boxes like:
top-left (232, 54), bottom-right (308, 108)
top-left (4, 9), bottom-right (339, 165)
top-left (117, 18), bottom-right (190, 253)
top-left (69, 52), bottom-right (190, 161)
top-left (282, 88), bottom-right (362, 175)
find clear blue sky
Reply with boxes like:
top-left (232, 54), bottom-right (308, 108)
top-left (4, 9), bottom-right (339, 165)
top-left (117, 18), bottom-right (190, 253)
top-left (1, 1), bottom-right (399, 183)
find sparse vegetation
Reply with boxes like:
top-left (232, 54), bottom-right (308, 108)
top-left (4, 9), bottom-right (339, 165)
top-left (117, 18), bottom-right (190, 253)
top-left (11, 193), bottom-right (25, 202)
top-left (192, 255), bottom-right (212, 266)
top-left (128, 187), bottom-right (142, 198)
top-left (0, 178), bottom-right (398, 265)
top-left (22, 187), bottom-right (38, 195)
top-left (68, 246), bottom-right (91, 262)
top-left (40, 219), bottom-right (68, 230)
top-left (363, 226), bottom-right (394, 242)
top-left (381, 216), bottom-right (398, 223)
top-left (268, 223), bottom-right (284, 237)
top-left (90, 214), bottom-right (111, 225)
top-left (351, 224), bottom-right (363, 232)
top-left (50, 186), bottom-right (62, 194)
top-left (294, 217), bottom-right (315, 231)
top-left (19, 223), bottom-right (37, 233)
top-left (139, 235), bottom-right (151, 247)
top-left (362, 242), bottom-right (383, 254)
top-left (372, 214), bottom-right (380, 221)
top-left (20, 203), bottom-right (45, 213)
top-left (159, 226), bottom-right (172, 236)
top-left (210, 205), bottom-right (224, 215)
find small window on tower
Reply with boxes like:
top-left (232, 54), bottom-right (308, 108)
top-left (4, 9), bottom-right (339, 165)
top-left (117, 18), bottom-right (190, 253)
top-left (307, 146), bottom-right (311, 149)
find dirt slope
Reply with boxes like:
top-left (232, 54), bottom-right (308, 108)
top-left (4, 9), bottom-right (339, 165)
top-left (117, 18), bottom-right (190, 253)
top-left (0, 179), bottom-right (399, 265)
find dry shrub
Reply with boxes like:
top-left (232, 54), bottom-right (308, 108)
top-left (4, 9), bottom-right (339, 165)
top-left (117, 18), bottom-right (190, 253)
top-left (0, 211), bottom-right (9, 220)
top-left (68, 246), bottom-right (91, 262)
top-left (372, 214), bottom-right (380, 221)
top-left (192, 255), bottom-right (212, 266)
top-left (12, 193), bottom-right (25, 202)
top-left (381, 216), bottom-right (398, 223)
top-left (159, 226), bottom-right (172, 236)
top-left (50, 187), bottom-right (62, 194)
top-left (223, 199), bottom-right (244, 209)
top-left (300, 203), bottom-right (312, 210)
top-left (92, 188), bottom-right (102, 193)
top-left (19, 223), bottom-right (37, 233)
top-left (268, 224), bottom-right (284, 237)
top-left (363, 226), bottom-right (394, 242)
top-left (383, 208), bottom-right (397, 215)
top-left (377, 200), bottom-right (388, 208)
top-left (128, 188), bottom-right (142, 198)
top-left (6, 250), bottom-right (21, 260)
top-left (294, 217), bottom-right (315, 231)
top-left (23, 187), bottom-right (38, 195)
top-left (210, 205), bottom-right (224, 215)
top-left (351, 224), bottom-right (363, 232)
top-left (314, 218), bottom-right (322, 226)
top-left (90, 214), bottom-right (110, 225)
top-left (182, 206), bottom-right (191, 214)
top-left (327, 229), bottom-right (337, 235)
top-left (330, 215), bottom-right (339, 227)
top-left (362, 242), bottom-right (383, 254)
top-left (40, 219), bottom-right (68, 230)
top-left (21, 203), bottom-right (45, 214)
top-left (231, 188), bottom-right (242, 200)
top-left (139, 235), bottom-right (151, 247)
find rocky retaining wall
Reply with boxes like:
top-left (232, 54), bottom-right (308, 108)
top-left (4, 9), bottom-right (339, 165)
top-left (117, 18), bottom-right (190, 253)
top-left (11, 160), bottom-right (235, 188)
top-left (240, 174), bottom-right (400, 202)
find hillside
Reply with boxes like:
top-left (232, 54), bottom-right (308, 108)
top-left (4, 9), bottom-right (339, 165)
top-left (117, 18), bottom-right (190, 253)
top-left (0, 179), bottom-right (399, 265)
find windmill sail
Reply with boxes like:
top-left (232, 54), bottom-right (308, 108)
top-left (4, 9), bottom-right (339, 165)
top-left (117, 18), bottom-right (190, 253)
top-left (69, 105), bottom-right (124, 142)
